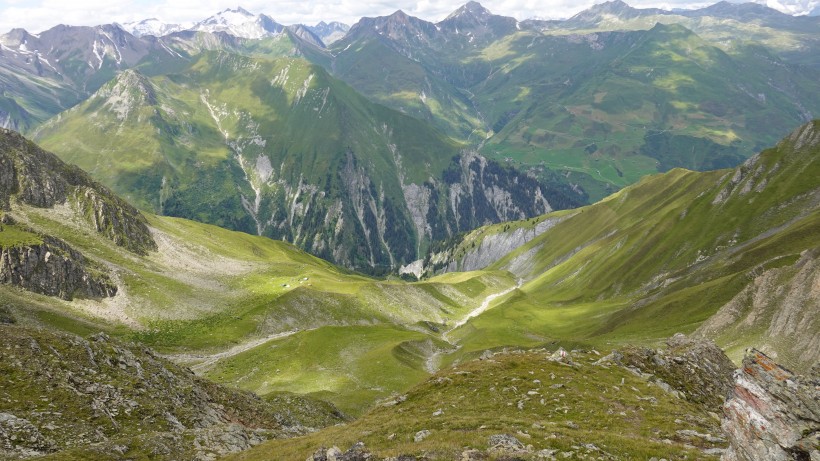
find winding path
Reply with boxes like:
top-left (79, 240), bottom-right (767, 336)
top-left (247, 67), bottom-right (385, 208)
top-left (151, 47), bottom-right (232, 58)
top-left (442, 279), bottom-right (523, 344)
top-left (425, 279), bottom-right (523, 373)
top-left (168, 329), bottom-right (303, 373)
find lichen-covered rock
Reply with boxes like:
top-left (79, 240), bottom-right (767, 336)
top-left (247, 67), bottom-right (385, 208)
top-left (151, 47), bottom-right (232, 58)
top-left (0, 304), bottom-right (15, 324)
top-left (0, 128), bottom-right (156, 255)
top-left (721, 349), bottom-right (820, 461)
top-left (0, 235), bottom-right (116, 300)
top-left (609, 333), bottom-right (736, 409)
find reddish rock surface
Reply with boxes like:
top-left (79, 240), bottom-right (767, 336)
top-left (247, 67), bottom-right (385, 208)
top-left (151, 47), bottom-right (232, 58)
top-left (721, 349), bottom-right (819, 461)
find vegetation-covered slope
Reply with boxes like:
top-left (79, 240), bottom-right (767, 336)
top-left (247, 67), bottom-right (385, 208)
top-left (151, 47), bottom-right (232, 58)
top-left (0, 321), bottom-right (344, 460)
top-left (434, 120), bottom-right (819, 372)
top-left (34, 51), bottom-right (582, 272)
top-left (1, 120), bottom-right (817, 458)
top-left (1, 126), bottom-right (527, 417)
top-left (326, 4), bottom-right (819, 200)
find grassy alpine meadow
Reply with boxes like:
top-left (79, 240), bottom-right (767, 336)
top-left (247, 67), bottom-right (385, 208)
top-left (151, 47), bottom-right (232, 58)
top-left (227, 349), bottom-right (725, 460)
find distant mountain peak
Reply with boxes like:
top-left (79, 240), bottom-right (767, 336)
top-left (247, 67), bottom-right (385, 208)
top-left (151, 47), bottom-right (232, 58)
top-left (192, 7), bottom-right (283, 39)
top-left (307, 21), bottom-right (349, 45)
top-left (119, 17), bottom-right (185, 37)
top-left (219, 6), bottom-right (254, 16)
top-left (700, 0), bottom-right (789, 17)
top-left (439, 0), bottom-right (517, 40)
top-left (574, 0), bottom-right (637, 16)
top-left (388, 9), bottom-right (410, 20)
top-left (446, 1), bottom-right (494, 20)
top-left (0, 28), bottom-right (35, 47)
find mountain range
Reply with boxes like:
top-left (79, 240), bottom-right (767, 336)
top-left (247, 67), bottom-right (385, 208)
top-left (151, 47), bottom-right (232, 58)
top-left (1, 1), bottom-right (816, 272)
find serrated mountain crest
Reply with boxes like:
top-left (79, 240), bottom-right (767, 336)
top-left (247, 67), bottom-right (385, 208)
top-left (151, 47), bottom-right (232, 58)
top-left (307, 21), bottom-right (349, 45)
top-left (348, 10), bottom-right (440, 44)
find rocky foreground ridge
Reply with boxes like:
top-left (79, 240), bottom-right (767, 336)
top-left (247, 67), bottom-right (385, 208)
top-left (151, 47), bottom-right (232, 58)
top-left (236, 335), bottom-right (736, 460)
top-left (236, 335), bottom-right (819, 461)
top-left (0, 128), bottom-right (155, 255)
top-left (0, 320), bottom-right (344, 460)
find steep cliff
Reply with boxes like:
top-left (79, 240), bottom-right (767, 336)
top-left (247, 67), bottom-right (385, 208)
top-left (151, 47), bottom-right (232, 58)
top-left (0, 222), bottom-right (116, 300)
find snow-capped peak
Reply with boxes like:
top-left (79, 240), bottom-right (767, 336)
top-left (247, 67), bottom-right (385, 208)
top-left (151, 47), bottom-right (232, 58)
top-left (192, 7), bottom-right (284, 39)
top-left (119, 18), bottom-right (187, 37)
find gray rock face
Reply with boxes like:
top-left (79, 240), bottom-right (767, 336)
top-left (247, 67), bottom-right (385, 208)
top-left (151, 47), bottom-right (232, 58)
top-left (415, 213), bottom-right (570, 278)
top-left (721, 349), bottom-right (820, 461)
top-left (0, 235), bottom-right (117, 300)
top-left (696, 248), bottom-right (820, 372)
top-left (0, 128), bottom-right (156, 255)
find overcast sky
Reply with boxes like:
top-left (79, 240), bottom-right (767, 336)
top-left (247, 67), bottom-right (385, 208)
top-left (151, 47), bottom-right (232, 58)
top-left (0, 0), bottom-right (816, 35)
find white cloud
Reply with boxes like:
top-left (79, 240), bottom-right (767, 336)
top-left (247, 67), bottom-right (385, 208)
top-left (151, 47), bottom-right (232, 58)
top-left (0, 0), bottom-right (815, 35)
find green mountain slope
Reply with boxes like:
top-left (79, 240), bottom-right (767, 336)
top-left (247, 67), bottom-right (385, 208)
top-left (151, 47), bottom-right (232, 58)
top-left (481, 24), bottom-right (818, 186)
top-left (2, 128), bottom-right (535, 416)
top-left (434, 121), bottom-right (819, 372)
top-left (1, 118), bottom-right (818, 459)
top-left (0, 24), bottom-right (329, 133)
top-left (34, 52), bottom-right (582, 272)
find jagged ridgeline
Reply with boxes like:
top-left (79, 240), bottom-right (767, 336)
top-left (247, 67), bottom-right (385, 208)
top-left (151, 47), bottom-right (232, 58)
top-left (33, 53), bottom-right (583, 272)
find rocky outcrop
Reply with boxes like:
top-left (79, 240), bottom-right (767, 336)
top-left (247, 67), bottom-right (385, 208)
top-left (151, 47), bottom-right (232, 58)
top-left (73, 186), bottom-right (157, 256)
top-left (0, 326), bottom-right (340, 460)
top-left (0, 233), bottom-right (116, 300)
top-left (602, 333), bottom-right (736, 408)
top-left (721, 349), bottom-right (820, 461)
top-left (0, 128), bottom-right (156, 255)
top-left (0, 412), bottom-right (56, 458)
top-left (224, 147), bottom-right (581, 274)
